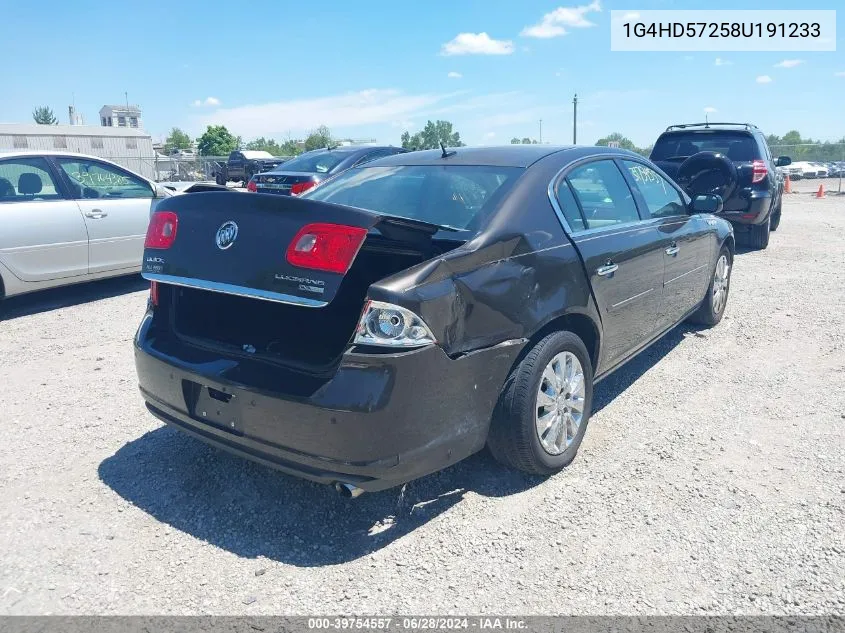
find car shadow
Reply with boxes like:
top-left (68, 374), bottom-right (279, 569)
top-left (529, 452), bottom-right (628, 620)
top-left (98, 324), bottom-right (694, 567)
top-left (0, 275), bottom-right (149, 320)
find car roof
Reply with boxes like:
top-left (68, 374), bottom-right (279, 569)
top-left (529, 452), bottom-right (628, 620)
top-left (362, 145), bottom-right (638, 168)
top-left (300, 144), bottom-right (400, 155)
top-left (0, 150), bottom-right (118, 160)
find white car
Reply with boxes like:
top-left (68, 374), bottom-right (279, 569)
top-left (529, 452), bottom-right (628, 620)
top-left (0, 151), bottom-right (173, 299)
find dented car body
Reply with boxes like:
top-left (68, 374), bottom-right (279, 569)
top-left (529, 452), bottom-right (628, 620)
top-left (134, 146), bottom-right (734, 493)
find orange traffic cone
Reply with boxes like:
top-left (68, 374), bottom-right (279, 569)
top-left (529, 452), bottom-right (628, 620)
top-left (784, 174), bottom-right (792, 194)
top-left (816, 184), bottom-right (825, 198)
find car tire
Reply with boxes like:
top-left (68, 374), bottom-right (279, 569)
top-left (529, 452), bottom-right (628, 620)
top-left (770, 205), bottom-right (782, 232)
top-left (215, 172), bottom-right (226, 186)
top-left (487, 331), bottom-right (594, 476)
top-left (748, 215), bottom-right (771, 249)
top-left (689, 246), bottom-right (732, 327)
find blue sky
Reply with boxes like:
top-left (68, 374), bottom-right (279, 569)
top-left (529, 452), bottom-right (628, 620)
top-left (1, 0), bottom-right (842, 147)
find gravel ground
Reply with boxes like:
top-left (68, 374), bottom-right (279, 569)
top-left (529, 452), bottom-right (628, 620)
top-left (1, 194), bottom-right (843, 615)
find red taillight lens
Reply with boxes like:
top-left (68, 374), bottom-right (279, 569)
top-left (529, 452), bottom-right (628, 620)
top-left (145, 211), bottom-right (178, 249)
top-left (247, 179), bottom-right (257, 192)
top-left (150, 280), bottom-right (159, 306)
top-left (752, 159), bottom-right (768, 184)
top-left (290, 180), bottom-right (317, 196)
top-left (286, 223), bottom-right (367, 274)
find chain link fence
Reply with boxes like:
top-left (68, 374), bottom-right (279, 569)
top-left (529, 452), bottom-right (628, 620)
top-left (89, 154), bottom-right (231, 182)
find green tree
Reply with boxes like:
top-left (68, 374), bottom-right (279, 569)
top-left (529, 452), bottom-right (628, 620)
top-left (197, 125), bottom-right (239, 156)
top-left (164, 128), bottom-right (192, 154)
top-left (400, 120), bottom-right (464, 150)
top-left (510, 137), bottom-right (521, 144)
top-left (32, 106), bottom-right (57, 125)
top-left (245, 137), bottom-right (283, 154)
top-left (303, 125), bottom-right (333, 151)
top-left (279, 138), bottom-right (302, 156)
top-left (595, 132), bottom-right (651, 157)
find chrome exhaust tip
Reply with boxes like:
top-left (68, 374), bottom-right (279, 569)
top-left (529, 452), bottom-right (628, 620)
top-left (334, 482), bottom-right (365, 498)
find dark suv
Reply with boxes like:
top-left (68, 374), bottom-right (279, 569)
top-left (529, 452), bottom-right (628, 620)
top-left (650, 123), bottom-right (791, 249)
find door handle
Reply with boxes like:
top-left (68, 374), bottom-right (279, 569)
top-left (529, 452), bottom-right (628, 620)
top-left (665, 244), bottom-right (680, 256)
top-left (84, 209), bottom-right (108, 219)
top-left (596, 262), bottom-right (619, 277)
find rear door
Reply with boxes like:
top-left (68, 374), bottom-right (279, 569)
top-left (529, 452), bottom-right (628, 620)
top-left (53, 157), bottom-right (156, 274)
top-left (0, 156), bottom-right (89, 282)
top-left (559, 159), bottom-right (666, 368)
top-left (620, 159), bottom-right (712, 327)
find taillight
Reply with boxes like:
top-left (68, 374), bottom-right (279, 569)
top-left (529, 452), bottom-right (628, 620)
top-left (247, 179), bottom-right (257, 192)
top-left (145, 211), bottom-right (178, 249)
top-left (290, 180), bottom-right (317, 196)
top-left (150, 281), bottom-right (159, 307)
top-left (286, 223), bottom-right (367, 274)
top-left (752, 159), bottom-right (768, 184)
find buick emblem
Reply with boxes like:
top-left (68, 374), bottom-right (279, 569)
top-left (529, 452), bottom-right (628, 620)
top-left (216, 221), bottom-right (238, 250)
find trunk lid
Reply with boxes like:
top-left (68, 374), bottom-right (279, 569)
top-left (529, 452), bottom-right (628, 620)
top-left (142, 191), bottom-right (439, 307)
top-left (254, 171), bottom-right (317, 195)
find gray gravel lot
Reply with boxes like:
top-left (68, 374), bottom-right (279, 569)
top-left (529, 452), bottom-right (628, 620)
top-left (1, 193), bottom-right (843, 615)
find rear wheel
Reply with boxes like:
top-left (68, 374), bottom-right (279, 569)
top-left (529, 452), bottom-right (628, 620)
top-left (487, 331), bottom-right (593, 475)
top-left (689, 246), bottom-right (732, 327)
top-left (747, 215), bottom-right (771, 249)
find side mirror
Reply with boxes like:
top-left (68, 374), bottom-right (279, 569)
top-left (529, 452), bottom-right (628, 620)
top-left (691, 193), bottom-right (723, 214)
top-left (775, 156), bottom-right (792, 167)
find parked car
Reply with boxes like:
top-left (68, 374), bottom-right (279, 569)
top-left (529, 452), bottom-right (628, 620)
top-left (811, 162), bottom-right (828, 178)
top-left (0, 151), bottom-right (173, 300)
top-left (170, 149), bottom-right (196, 159)
top-left (158, 181), bottom-right (230, 194)
top-left (215, 150), bottom-right (290, 186)
top-left (791, 161), bottom-right (818, 179)
top-left (650, 122), bottom-right (790, 247)
top-left (251, 145), bottom-right (407, 196)
top-left (135, 145), bottom-right (734, 495)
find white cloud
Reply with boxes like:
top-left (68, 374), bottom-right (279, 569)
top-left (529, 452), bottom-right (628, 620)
top-left (447, 71), bottom-right (463, 79)
top-left (774, 59), bottom-right (804, 68)
top-left (484, 132), bottom-right (496, 139)
top-left (756, 75), bottom-right (773, 84)
top-left (521, 1), bottom-right (602, 38)
top-left (440, 32), bottom-right (514, 56)
top-left (715, 58), bottom-right (732, 66)
top-left (192, 96), bottom-right (220, 107)
top-left (836, 71), bottom-right (845, 77)
top-left (683, 55), bottom-right (694, 61)
top-left (704, 107), bottom-right (717, 113)
top-left (195, 89), bottom-right (456, 138)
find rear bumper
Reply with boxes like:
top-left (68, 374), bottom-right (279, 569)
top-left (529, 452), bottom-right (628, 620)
top-left (133, 313), bottom-right (524, 492)
top-left (721, 190), bottom-right (773, 226)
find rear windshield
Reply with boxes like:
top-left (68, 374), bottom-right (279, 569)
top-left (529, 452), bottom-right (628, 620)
top-left (304, 165), bottom-right (523, 230)
top-left (651, 131), bottom-right (761, 162)
top-left (273, 152), bottom-right (346, 174)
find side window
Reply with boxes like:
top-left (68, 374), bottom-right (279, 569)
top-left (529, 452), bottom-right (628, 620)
top-left (229, 152), bottom-right (240, 162)
top-left (57, 159), bottom-right (153, 199)
top-left (566, 160), bottom-right (640, 229)
top-left (553, 178), bottom-right (587, 232)
top-left (0, 157), bottom-right (63, 202)
top-left (622, 161), bottom-right (686, 219)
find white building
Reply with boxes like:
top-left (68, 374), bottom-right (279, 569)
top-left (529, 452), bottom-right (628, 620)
top-left (99, 104), bottom-right (142, 129)
top-left (0, 123), bottom-right (155, 179)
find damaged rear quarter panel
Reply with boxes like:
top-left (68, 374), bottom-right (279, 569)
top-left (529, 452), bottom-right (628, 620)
top-left (367, 154), bottom-right (601, 359)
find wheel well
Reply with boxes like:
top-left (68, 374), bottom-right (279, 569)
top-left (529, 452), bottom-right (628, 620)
top-left (530, 312), bottom-right (600, 375)
top-left (723, 234), bottom-right (736, 257)
top-left (0, 271), bottom-right (5, 300)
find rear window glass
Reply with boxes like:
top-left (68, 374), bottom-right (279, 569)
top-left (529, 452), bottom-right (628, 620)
top-left (651, 131), bottom-right (760, 162)
top-left (304, 165), bottom-right (523, 230)
top-left (274, 152), bottom-right (346, 174)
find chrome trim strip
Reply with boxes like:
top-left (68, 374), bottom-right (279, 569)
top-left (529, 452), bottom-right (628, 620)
top-left (664, 263), bottom-right (707, 287)
top-left (610, 287), bottom-right (654, 309)
top-left (142, 273), bottom-right (328, 308)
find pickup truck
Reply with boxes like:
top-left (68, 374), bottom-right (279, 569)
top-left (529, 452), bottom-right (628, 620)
top-left (215, 150), bottom-right (290, 186)
top-left (135, 145), bottom-right (733, 496)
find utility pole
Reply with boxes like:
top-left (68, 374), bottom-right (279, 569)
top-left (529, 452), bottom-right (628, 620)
top-left (125, 91), bottom-right (129, 108)
top-left (572, 93), bottom-right (578, 144)
top-left (539, 119), bottom-right (543, 144)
